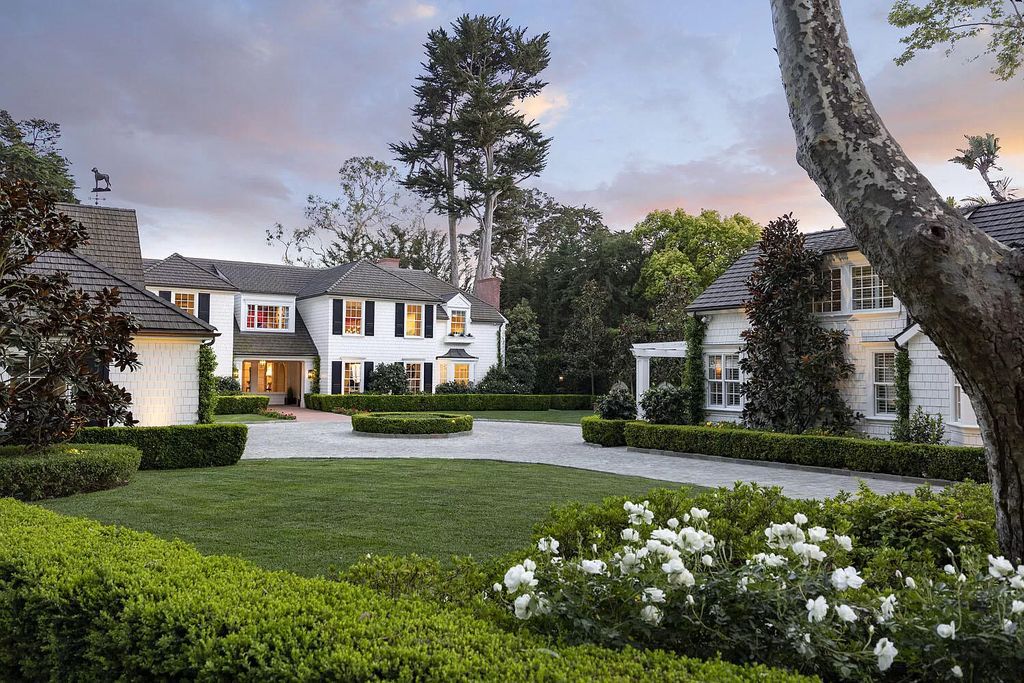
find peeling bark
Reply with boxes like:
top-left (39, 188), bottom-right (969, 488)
top-left (771, 0), bottom-right (1024, 558)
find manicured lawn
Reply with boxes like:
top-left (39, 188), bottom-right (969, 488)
top-left (213, 413), bottom-right (282, 423)
top-left (38, 458), bottom-right (679, 576)
top-left (446, 410), bottom-right (595, 424)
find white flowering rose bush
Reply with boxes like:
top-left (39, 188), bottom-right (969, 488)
top-left (494, 501), bottom-right (1024, 681)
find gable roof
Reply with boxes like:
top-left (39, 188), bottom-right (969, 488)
top-left (182, 257), bottom-right (321, 295)
top-left (233, 316), bottom-right (318, 358)
top-left (144, 253), bottom-right (237, 292)
top-left (688, 200), bottom-right (1024, 313)
top-left (294, 260), bottom-right (438, 302)
top-left (386, 268), bottom-right (506, 323)
top-left (56, 203), bottom-right (147, 286)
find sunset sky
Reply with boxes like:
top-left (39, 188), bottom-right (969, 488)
top-left (4, 1), bottom-right (1022, 263)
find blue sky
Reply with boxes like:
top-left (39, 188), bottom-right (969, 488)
top-left (4, 1), bottom-right (1022, 262)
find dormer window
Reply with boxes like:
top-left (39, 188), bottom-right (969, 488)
top-left (173, 292), bottom-right (196, 316)
top-left (246, 304), bottom-right (290, 330)
top-left (812, 268), bottom-right (842, 313)
top-left (852, 266), bottom-right (893, 310)
top-left (450, 309), bottom-right (467, 335)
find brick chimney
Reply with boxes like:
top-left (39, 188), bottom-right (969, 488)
top-left (474, 276), bottom-right (502, 310)
top-left (376, 257), bottom-right (401, 268)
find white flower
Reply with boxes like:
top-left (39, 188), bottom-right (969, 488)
top-left (666, 517), bottom-right (679, 529)
top-left (835, 604), bottom-right (858, 623)
top-left (642, 587), bottom-right (666, 603)
top-left (618, 552), bottom-right (642, 575)
top-left (640, 604), bottom-right (663, 625)
top-left (689, 507), bottom-right (710, 521)
top-left (624, 500), bottom-right (654, 526)
top-left (579, 559), bottom-right (607, 575)
top-left (752, 552), bottom-right (787, 568)
top-left (989, 554), bottom-right (1015, 578)
top-left (650, 528), bottom-right (678, 545)
top-left (944, 564), bottom-right (956, 575)
top-left (958, 573), bottom-right (967, 584)
top-left (503, 563), bottom-right (537, 592)
top-left (905, 576), bottom-right (917, 589)
top-left (686, 594), bottom-right (695, 605)
top-left (662, 557), bottom-right (696, 586)
top-left (1010, 575), bottom-right (1024, 590)
top-left (807, 526), bottom-right (828, 543)
top-left (701, 554), bottom-right (714, 567)
top-left (1012, 600), bottom-right (1024, 614)
top-left (492, 583), bottom-right (502, 592)
top-left (794, 512), bottom-right (808, 525)
top-left (879, 594), bottom-right (898, 622)
top-left (834, 534), bottom-right (852, 551)
top-left (874, 638), bottom-right (898, 672)
top-left (513, 594), bottom-right (532, 619)
top-left (936, 621), bottom-right (956, 640)
top-left (524, 558), bottom-right (536, 571)
top-left (791, 541), bottom-right (827, 565)
top-left (621, 528), bottom-right (640, 542)
top-left (737, 576), bottom-right (749, 592)
top-left (675, 527), bottom-right (710, 553)
top-left (831, 566), bottom-right (865, 591)
top-left (537, 537), bottom-right (560, 554)
top-left (765, 522), bottom-right (805, 550)
top-left (1004, 619), bottom-right (1018, 636)
top-left (951, 665), bottom-right (963, 679)
top-left (806, 595), bottom-right (828, 623)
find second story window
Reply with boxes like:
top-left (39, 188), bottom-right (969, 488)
top-left (405, 303), bottom-right (424, 337)
top-left (450, 310), bottom-right (467, 335)
top-left (174, 292), bottom-right (195, 316)
top-left (246, 304), bottom-right (289, 330)
top-left (812, 268), bottom-right (842, 313)
top-left (852, 266), bottom-right (893, 310)
top-left (344, 300), bottom-right (363, 335)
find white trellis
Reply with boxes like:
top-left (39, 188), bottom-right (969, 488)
top-left (631, 341), bottom-right (687, 417)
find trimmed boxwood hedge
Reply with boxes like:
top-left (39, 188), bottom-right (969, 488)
top-left (623, 421), bottom-right (988, 482)
top-left (352, 412), bottom-right (474, 435)
top-left (0, 444), bottom-right (140, 500)
top-left (73, 424), bottom-right (247, 470)
top-left (581, 416), bottom-right (634, 447)
top-left (0, 501), bottom-right (811, 682)
top-left (214, 394), bottom-right (270, 414)
top-left (306, 393), bottom-right (594, 413)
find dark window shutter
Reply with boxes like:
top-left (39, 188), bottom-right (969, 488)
top-left (331, 361), bottom-right (342, 394)
top-left (424, 304), bottom-right (434, 338)
top-left (395, 303), bottom-right (405, 337)
top-left (364, 301), bottom-right (375, 336)
top-left (423, 362), bottom-right (433, 394)
top-left (158, 290), bottom-right (171, 301)
top-left (363, 361), bottom-right (374, 389)
top-left (332, 299), bottom-right (343, 335)
top-left (197, 293), bottom-right (210, 322)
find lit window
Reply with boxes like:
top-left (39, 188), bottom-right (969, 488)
top-left (246, 304), bottom-right (290, 330)
top-left (438, 362), bottom-right (448, 384)
top-left (852, 266), bottom-right (893, 310)
top-left (344, 300), bottom-right (363, 335)
top-left (174, 292), bottom-right (195, 316)
top-left (952, 375), bottom-right (978, 426)
top-left (454, 363), bottom-right (471, 384)
top-left (343, 362), bottom-right (361, 394)
top-left (873, 352), bottom-right (896, 414)
top-left (450, 310), bottom-right (467, 335)
top-left (405, 362), bottom-right (423, 393)
top-left (812, 268), bottom-right (842, 313)
top-left (240, 360), bottom-right (287, 393)
top-left (405, 304), bottom-right (424, 337)
top-left (706, 354), bottom-right (741, 408)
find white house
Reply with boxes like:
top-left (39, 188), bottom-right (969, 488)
top-left (141, 255), bottom-right (507, 405)
top-left (634, 198), bottom-right (1024, 447)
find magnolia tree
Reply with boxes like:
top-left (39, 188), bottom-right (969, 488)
top-left (770, 0), bottom-right (1024, 559)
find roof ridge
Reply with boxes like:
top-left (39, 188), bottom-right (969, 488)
top-left (174, 252), bottom-right (237, 288)
top-left (362, 260), bottom-right (443, 301)
top-left (186, 255), bottom-right (331, 272)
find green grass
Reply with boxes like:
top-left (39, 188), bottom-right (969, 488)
top-left (441, 409), bottom-right (595, 424)
top-left (38, 458), bottom-right (678, 576)
top-left (213, 413), bottom-right (282, 423)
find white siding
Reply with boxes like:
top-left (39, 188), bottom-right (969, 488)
top-left (144, 287), bottom-right (236, 374)
top-left (110, 336), bottom-right (201, 426)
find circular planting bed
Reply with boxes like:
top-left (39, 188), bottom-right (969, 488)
top-left (351, 412), bottom-right (473, 438)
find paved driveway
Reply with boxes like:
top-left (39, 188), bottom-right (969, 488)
top-left (242, 419), bottom-right (934, 499)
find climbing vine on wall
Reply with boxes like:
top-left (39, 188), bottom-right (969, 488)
top-left (197, 344), bottom-right (217, 424)
top-left (683, 315), bottom-right (706, 424)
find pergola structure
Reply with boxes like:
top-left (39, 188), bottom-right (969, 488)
top-left (631, 341), bottom-right (687, 417)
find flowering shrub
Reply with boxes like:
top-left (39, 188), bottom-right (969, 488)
top-left (497, 499), bottom-right (1024, 680)
top-left (596, 382), bottom-right (636, 420)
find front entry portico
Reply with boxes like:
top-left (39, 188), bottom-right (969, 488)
top-left (631, 341), bottom-right (687, 418)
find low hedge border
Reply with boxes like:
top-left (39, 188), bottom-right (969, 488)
top-left (0, 501), bottom-right (811, 682)
top-left (352, 412), bottom-right (473, 435)
top-left (0, 444), bottom-right (141, 500)
top-left (581, 416), bottom-right (635, 447)
top-left (622, 421), bottom-right (988, 482)
top-left (73, 424), bottom-right (247, 470)
top-left (215, 394), bottom-right (270, 415)
top-left (306, 393), bottom-right (594, 413)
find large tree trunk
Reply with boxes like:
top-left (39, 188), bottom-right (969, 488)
top-left (446, 152), bottom-right (460, 286)
top-left (771, 0), bottom-right (1024, 559)
top-left (474, 147), bottom-right (497, 286)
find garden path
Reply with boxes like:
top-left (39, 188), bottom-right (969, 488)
top-left (241, 420), bottom-right (938, 500)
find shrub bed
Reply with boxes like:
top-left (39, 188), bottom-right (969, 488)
top-left (624, 422), bottom-right (988, 482)
top-left (0, 444), bottom-right (140, 500)
top-left (306, 393), bottom-right (594, 413)
top-left (73, 424), bottom-right (247, 470)
top-left (214, 394), bottom-right (270, 414)
top-left (581, 416), bottom-right (633, 447)
top-left (0, 501), bottom-right (810, 682)
top-left (352, 412), bottom-right (473, 435)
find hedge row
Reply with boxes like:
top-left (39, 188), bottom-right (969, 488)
top-left (0, 444), bottom-right (140, 500)
top-left (214, 394), bottom-right (270, 414)
top-left (73, 424), bottom-right (247, 470)
top-left (352, 412), bottom-right (474, 435)
top-left (306, 393), bottom-right (595, 413)
top-left (0, 501), bottom-right (811, 682)
top-left (581, 416), bottom-right (633, 447)
top-left (619, 421), bottom-right (987, 482)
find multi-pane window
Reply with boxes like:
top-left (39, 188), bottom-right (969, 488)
top-left (812, 268), bottom-right (842, 313)
top-left (343, 362), bottom-right (361, 394)
top-left (173, 292), bottom-right (195, 316)
top-left (344, 300), bottom-right (363, 335)
top-left (706, 353), bottom-right (741, 408)
top-left (450, 310), bottom-right (467, 335)
top-left (405, 362), bottom-right (423, 393)
top-left (246, 304), bottom-right (289, 330)
top-left (240, 360), bottom-right (287, 393)
top-left (873, 352), bottom-right (896, 414)
top-left (405, 303), bottom-right (424, 337)
top-left (852, 266), bottom-right (894, 310)
top-left (454, 363), bottom-right (471, 385)
top-left (952, 375), bottom-right (978, 426)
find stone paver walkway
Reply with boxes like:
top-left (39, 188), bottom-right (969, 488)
top-left (276, 406), bottom-right (351, 423)
top-left (242, 420), bottom-right (935, 499)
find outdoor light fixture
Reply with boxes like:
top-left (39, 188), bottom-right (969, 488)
top-left (306, 369), bottom-right (316, 381)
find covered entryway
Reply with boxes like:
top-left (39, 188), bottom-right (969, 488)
top-left (631, 341), bottom-right (687, 418)
top-left (238, 358), bottom-right (309, 406)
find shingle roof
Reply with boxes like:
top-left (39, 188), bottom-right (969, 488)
top-left (232, 317), bottom-right (318, 358)
top-left (688, 202), bottom-right (1024, 313)
top-left (144, 253), bottom-right (237, 291)
top-left (183, 257), bottom-right (320, 295)
top-left (295, 260), bottom-right (438, 302)
top-left (27, 251), bottom-right (217, 336)
top-left (436, 348), bottom-right (478, 359)
top-left (387, 268), bottom-right (506, 323)
top-left (56, 203), bottom-right (147, 286)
